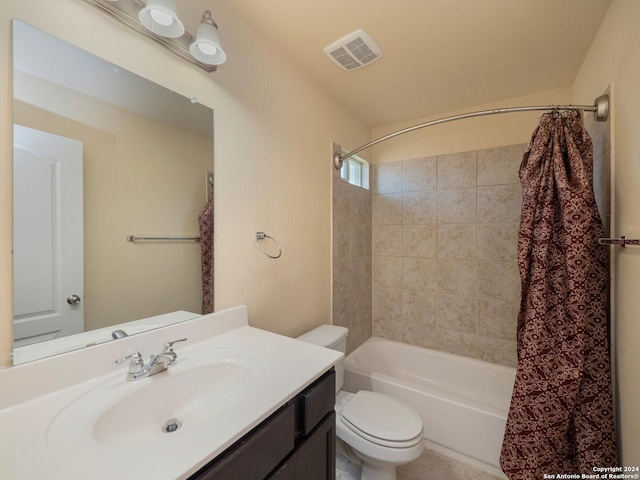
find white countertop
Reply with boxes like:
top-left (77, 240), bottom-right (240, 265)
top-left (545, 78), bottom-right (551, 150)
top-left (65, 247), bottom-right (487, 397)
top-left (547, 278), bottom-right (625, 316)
top-left (0, 306), bottom-right (341, 479)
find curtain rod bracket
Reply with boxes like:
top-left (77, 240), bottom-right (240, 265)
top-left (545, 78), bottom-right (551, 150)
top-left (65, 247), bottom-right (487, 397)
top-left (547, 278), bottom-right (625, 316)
top-left (594, 94), bottom-right (610, 122)
top-left (333, 142), bottom-right (344, 169)
top-left (334, 95), bottom-right (610, 169)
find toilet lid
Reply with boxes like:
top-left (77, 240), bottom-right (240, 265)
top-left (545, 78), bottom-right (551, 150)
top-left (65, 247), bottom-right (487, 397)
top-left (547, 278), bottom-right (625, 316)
top-left (341, 391), bottom-right (423, 443)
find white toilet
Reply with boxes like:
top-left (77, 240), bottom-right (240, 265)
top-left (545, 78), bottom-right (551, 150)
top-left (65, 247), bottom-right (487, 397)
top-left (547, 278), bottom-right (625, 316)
top-left (297, 325), bottom-right (424, 480)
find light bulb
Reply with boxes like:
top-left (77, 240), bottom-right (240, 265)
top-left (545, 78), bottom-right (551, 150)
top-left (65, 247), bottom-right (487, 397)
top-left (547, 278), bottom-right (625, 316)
top-left (198, 43), bottom-right (217, 55)
top-left (150, 10), bottom-right (174, 26)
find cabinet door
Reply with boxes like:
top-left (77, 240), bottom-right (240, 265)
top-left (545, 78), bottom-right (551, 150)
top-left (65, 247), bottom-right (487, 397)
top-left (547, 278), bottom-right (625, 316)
top-left (299, 370), bottom-right (335, 436)
top-left (190, 403), bottom-right (296, 480)
top-left (269, 411), bottom-right (336, 480)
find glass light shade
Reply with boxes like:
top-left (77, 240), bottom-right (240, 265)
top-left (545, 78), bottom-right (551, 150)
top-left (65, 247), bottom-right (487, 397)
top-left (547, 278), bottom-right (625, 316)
top-left (189, 21), bottom-right (226, 65)
top-left (138, 0), bottom-right (185, 38)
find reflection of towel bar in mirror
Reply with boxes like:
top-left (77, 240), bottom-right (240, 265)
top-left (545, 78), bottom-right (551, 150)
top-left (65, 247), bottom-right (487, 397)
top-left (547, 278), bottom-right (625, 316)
top-left (126, 235), bottom-right (201, 242)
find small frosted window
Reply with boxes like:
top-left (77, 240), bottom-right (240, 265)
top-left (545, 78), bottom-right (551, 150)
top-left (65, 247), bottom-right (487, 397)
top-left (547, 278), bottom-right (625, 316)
top-left (340, 152), bottom-right (369, 190)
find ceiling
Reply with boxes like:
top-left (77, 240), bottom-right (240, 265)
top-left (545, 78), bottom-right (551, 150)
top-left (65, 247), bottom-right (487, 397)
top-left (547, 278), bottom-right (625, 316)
top-left (223, 0), bottom-right (611, 128)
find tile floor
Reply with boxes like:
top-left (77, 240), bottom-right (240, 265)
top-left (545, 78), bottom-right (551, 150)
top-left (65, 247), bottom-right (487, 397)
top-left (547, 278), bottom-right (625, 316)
top-left (397, 448), bottom-right (507, 480)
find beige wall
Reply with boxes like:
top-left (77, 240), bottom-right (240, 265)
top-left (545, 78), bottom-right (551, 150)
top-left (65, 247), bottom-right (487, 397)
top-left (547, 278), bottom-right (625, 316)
top-left (572, 0), bottom-right (640, 465)
top-left (0, 0), bottom-right (370, 366)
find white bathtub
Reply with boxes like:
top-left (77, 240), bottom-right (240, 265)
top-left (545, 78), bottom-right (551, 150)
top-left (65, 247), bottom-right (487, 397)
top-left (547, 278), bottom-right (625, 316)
top-left (343, 337), bottom-right (516, 476)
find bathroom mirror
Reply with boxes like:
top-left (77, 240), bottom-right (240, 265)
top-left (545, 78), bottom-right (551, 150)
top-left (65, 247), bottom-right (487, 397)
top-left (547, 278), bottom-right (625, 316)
top-left (11, 20), bottom-right (214, 364)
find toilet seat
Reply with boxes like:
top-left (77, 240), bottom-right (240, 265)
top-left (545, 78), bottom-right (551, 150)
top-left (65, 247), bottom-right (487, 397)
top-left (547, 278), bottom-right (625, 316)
top-left (336, 391), bottom-right (423, 448)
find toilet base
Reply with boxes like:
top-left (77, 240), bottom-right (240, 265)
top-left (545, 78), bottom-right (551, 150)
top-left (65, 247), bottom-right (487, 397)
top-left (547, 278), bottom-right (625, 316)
top-left (361, 462), bottom-right (396, 480)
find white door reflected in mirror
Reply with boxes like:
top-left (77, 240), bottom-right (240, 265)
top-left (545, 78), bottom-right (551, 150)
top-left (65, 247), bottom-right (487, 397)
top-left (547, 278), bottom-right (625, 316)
top-left (13, 125), bottom-right (84, 347)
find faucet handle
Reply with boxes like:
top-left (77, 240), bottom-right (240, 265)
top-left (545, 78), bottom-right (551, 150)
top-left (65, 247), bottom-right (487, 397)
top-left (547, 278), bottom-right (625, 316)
top-left (113, 352), bottom-right (143, 368)
top-left (163, 338), bottom-right (188, 352)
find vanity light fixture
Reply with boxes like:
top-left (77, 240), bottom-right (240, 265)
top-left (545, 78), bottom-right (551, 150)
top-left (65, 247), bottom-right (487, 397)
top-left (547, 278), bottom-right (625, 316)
top-left (138, 0), bottom-right (185, 38)
top-left (81, 0), bottom-right (226, 72)
top-left (189, 10), bottom-right (227, 66)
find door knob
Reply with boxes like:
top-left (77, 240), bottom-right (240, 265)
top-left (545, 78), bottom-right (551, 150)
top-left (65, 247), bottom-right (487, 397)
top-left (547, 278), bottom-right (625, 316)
top-left (67, 294), bottom-right (81, 305)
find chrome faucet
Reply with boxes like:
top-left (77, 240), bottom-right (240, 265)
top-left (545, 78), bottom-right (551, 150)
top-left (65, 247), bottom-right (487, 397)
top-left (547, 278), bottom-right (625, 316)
top-left (113, 338), bottom-right (187, 381)
top-left (111, 329), bottom-right (128, 340)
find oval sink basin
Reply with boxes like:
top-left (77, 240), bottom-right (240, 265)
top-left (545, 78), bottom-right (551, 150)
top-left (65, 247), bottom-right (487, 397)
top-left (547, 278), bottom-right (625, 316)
top-left (46, 350), bottom-right (267, 451)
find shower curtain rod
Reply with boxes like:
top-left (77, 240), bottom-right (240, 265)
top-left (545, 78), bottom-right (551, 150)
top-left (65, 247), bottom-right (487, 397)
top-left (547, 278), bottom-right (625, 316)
top-left (334, 94), bottom-right (610, 169)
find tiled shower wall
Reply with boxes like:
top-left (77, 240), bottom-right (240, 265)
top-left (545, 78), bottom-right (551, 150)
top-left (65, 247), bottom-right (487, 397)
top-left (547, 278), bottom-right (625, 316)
top-left (332, 125), bottom-right (608, 367)
top-left (371, 145), bottom-right (526, 367)
top-left (332, 167), bottom-right (372, 354)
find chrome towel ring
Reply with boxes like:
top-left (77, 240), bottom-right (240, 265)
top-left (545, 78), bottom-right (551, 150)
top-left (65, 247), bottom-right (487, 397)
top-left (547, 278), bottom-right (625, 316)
top-left (256, 232), bottom-right (282, 259)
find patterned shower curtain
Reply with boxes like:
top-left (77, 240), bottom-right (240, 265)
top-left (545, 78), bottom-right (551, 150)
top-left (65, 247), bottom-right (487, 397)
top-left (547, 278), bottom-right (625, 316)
top-left (500, 111), bottom-right (618, 478)
top-left (198, 197), bottom-right (214, 314)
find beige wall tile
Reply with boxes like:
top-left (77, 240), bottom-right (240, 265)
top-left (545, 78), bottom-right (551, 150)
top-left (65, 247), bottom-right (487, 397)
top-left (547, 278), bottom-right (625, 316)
top-left (360, 188), bottom-right (373, 225)
top-left (438, 224), bottom-right (477, 259)
top-left (402, 290), bottom-right (437, 324)
top-left (478, 260), bottom-right (520, 301)
top-left (437, 258), bottom-right (477, 296)
top-left (477, 336), bottom-right (517, 367)
top-left (351, 256), bottom-right (371, 292)
top-left (477, 223), bottom-right (519, 263)
top-left (352, 288), bottom-right (372, 330)
top-left (477, 184), bottom-right (522, 223)
top-left (373, 193), bottom-right (403, 224)
top-left (437, 187), bottom-right (477, 224)
top-left (373, 287), bottom-right (402, 322)
top-left (477, 144), bottom-right (524, 186)
top-left (373, 162), bottom-right (403, 194)
top-left (403, 156), bottom-right (437, 192)
top-left (403, 190), bottom-right (437, 224)
top-left (347, 322), bottom-right (366, 354)
top-left (350, 186), bottom-right (368, 224)
top-left (333, 221), bottom-right (350, 261)
top-left (333, 259), bottom-right (350, 298)
top-left (359, 288), bottom-right (373, 340)
top-left (333, 179), bottom-right (350, 224)
top-left (437, 327), bottom-right (478, 358)
top-left (332, 295), bottom-right (350, 328)
top-left (373, 318), bottom-right (402, 342)
top-left (403, 224), bottom-right (438, 258)
top-left (332, 177), bottom-right (372, 354)
top-left (437, 151), bottom-right (477, 188)
top-left (478, 298), bottom-right (518, 340)
top-left (373, 224), bottom-right (403, 256)
top-left (371, 144), bottom-right (524, 367)
top-left (373, 255), bottom-right (403, 287)
top-left (403, 257), bottom-right (439, 291)
top-left (437, 294), bottom-right (477, 333)
top-left (351, 223), bottom-right (371, 258)
top-left (402, 322), bottom-right (438, 350)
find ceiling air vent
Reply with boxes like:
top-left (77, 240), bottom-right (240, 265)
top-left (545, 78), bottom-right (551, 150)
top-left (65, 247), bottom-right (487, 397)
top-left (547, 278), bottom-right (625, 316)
top-left (324, 29), bottom-right (383, 71)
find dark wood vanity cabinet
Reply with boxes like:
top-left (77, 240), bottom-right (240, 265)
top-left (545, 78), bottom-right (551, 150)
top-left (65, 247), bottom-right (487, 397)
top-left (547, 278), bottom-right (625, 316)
top-left (189, 368), bottom-right (336, 480)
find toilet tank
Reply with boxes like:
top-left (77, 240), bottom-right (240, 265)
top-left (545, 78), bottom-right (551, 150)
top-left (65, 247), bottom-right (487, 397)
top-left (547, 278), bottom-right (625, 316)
top-left (297, 325), bottom-right (348, 392)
